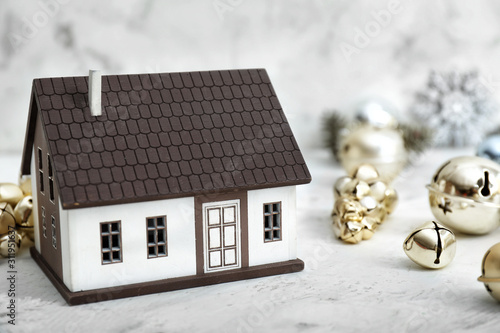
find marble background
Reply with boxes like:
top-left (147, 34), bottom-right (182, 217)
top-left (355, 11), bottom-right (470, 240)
top-left (2, 2), bottom-right (500, 332)
top-left (2, 0), bottom-right (500, 154)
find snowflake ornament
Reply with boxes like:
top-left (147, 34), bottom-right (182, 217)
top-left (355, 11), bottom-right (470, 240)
top-left (411, 70), bottom-right (497, 147)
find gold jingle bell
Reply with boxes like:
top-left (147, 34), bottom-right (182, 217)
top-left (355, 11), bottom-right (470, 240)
top-left (0, 183), bottom-right (24, 207)
top-left (403, 221), bottom-right (456, 269)
top-left (332, 164), bottom-right (397, 244)
top-left (14, 196), bottom-right (34, 242)
top-left (0, 202), bottom-right (16, 235)
top-left (478, 243), bottom-right (500, 301)
top-left (427, 156), bottom-right (500, 235)
top-left (18, 175), bottom-right (32, 196)
top-left (0, 232), bottom-right (22, 258)
top-left (14, 195), bottom-right (34, 228)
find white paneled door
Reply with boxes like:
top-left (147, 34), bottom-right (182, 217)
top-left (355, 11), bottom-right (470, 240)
top-left (203, 199), bottom-right (241, 272)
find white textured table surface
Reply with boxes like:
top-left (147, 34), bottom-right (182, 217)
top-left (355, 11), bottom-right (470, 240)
top-left (1, 148), bottom-right (500, 333)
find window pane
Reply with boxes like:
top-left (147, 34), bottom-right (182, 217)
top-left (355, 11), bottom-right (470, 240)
top-left (147, 218), bottom-right (155, 228)
top-left (264, 204), bottom-right (271, 214)
top-left (264, 215), bottom-right (272, 229)
top-left (264, 230), bottom-right (272, 241)
top-left (148, 230), bottom-right (155, 244)
top-left (149, 246), bottom-right (156, 257)
top-left (102, 235), bottom-right (110, 250)
top-left (103, 252), bottom-right (110, 263)
top-left (158, 245), bottom-right (166, 255)
top-left (101, 223), bottom-right (108, 234)
top-left (156, 217), bottom-right (165, 227)
top-left (273, 203), bottom-right (280, 213)
top-left (273, 214), bottom-right (280, 228)
top-left (111, 222), bottom-right (119, 232)
top-left (273, 230), bottom-right (281, 240)
top-left (112, 251), bottom-right (121, 261)
top-left (112, 234), bottom-right (120, 248)
top-left (157, 229), bottom-right (165, 243)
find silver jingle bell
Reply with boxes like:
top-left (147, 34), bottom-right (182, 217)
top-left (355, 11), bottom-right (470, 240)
top-left (477, 134), bottom-right (500, 164)
top-left (403, 221), bottom-right (456, 269)
top-left (427, 156), bottom-right (500, 234)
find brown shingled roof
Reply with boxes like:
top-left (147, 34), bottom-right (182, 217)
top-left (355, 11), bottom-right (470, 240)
top-left (21, 69), bottom-right (311, 209)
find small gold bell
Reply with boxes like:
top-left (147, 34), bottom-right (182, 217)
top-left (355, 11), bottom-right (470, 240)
top-left (0, 231), bottom-right (22, 258)
top-left (403, 221), bottom-right (456, 269)
top-left (18, 175), bottom-right (32, 196)
top-left (0, 202), bottom-right (16, 235)
top-left (0, 183), bottom-right (24, 206)
top-left (332, 164), bottom-right (398, 244)
top-left (14, 195), bottom-right (34, 227)
top-left (478, 243), bottom-right (500, 301)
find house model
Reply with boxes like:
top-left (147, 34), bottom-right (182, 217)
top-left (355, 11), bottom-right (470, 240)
top-left (20, 68), bottom-right (311, 305)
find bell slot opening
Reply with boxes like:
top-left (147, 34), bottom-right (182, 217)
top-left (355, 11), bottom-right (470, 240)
top-left (481, 171), bottom-right (491, 197)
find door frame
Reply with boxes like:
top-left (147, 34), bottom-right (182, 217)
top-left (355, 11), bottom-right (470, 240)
top-left (195, 191), bottom-right (249, 275)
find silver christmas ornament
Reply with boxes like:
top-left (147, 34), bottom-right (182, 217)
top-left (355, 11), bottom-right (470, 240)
top-left (427, 156), bottom-right (500, 234)
top-left (411, 70), bottom-right (497, 147)
top-left (403, 221), bottom-right (456, 269)
top-left (477, 134), bottom-right (500, 164)
top-left (355, 99), bottom-right (398, 129)
top-left (338, 125), bottom-right (407, 183)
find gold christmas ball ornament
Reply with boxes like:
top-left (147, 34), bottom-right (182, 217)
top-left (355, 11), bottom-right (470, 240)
top-left (338, 125), bottom-right (407, 183)
top-left (0, 183), bottom-right (24, 207)
top-left (332, 164), bottom-right (398, 244)
top-left (0, 231), bottom-right (22, 258)
top-left (403, 221), bottom-right (456, 269)
top-left (0, 202), bottom-right (16, 235)
top-left (478, 243), bottom-right (500, 301)
top-left (427, 156), bottom-right (500, 235)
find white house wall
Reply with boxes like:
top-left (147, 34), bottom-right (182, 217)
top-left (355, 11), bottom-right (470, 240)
top-left (63, 196), bottom-right (196, 292)
top-left (247, 186), bottom-right (297, 266)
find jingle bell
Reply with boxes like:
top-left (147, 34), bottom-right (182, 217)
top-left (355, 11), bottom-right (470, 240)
top-left (332, 164), bottom-right (398, 244)
top-left (14, 195), bottom-right (33, 227)
top-left (18, 175), bottom-right (32, 195)
top-left (0, 202), bottom-right (16, 235)
top-left (427, 156), bottom-right (500, 234)
top-left (403, 221), bottom-right (456, 269)
top-left (0, 232), bottom-right (22, 258)
top-left (478, 242), bottom-right (500, 301)
top-left (338, 125), bottom-right (407, 183)
top-left (0, 183), bottom-right (23, 207)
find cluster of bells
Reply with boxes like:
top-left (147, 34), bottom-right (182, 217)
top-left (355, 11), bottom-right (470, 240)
top-left (332, 101), bottom-right (500, 302)
top-left (332, 164), bottom-right (397, 244)
top-left (0, 178), bottom-right (33, 258)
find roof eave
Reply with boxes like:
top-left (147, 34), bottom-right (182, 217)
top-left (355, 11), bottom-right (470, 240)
top-left (60, 178), bottom-right (312, 210)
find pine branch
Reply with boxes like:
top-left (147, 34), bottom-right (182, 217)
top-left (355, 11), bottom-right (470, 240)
top-left (321, 111), bottom-right (347, 160)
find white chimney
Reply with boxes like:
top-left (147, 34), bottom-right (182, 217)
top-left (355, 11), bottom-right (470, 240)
top-left (89, 69), bottom-right (102, 116)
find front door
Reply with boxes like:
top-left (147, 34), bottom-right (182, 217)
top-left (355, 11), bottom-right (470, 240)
top-left (203, 199), bottom-right (241, 272)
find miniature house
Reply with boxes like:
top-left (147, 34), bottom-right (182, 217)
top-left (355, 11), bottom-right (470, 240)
top-left (20, 68), bottom-right (311, 305)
